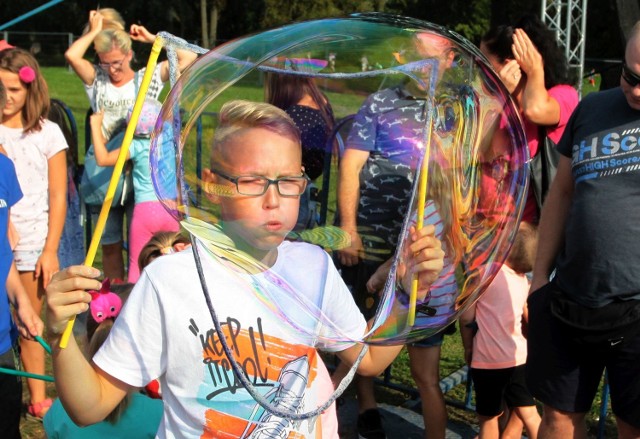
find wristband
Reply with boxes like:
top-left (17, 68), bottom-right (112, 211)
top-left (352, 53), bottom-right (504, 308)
top-left (395, 283), bottom-right (410, 306)
top-left (396, 283), bottom-right (436, 316)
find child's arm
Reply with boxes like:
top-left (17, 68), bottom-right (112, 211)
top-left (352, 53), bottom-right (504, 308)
top-left (47, 266), bottom-right (132, 425)
top-left (90, 112), bottom-right (128, 166)
top-left (7, 262), bottom-right (43, 339)
top-left (336, 225), bottom-right (445, 375)
top-left (521, 300), bottom-right (529, 338)
top-left (36, 150), bottom-right (67, 288)
top-left (459, 305), bottom-right (476, 366)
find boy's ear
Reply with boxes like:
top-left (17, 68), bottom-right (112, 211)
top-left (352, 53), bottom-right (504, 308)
top-left (202, 168), bottom-right (221, 204)
top-left (173, 242), bottom-right (191, 252)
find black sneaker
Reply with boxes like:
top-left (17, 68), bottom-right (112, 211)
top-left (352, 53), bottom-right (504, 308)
top-left (357, 408), bottom-right (386, 439)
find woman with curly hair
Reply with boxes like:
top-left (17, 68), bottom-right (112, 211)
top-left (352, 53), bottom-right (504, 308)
top-left (480, 13), bottom-right (579, 227)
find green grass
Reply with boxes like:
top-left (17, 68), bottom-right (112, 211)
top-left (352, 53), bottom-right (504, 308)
top-left (29, 67), bottom-right (619, 438)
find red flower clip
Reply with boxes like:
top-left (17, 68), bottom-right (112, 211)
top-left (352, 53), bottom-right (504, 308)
top-left (18, 66), bottom-right (36, 84)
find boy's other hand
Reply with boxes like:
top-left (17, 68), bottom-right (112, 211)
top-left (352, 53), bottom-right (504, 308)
top-left (46, 266), bottom-right (102, 336)
top-left (398, 225), bottom-right (444, 297)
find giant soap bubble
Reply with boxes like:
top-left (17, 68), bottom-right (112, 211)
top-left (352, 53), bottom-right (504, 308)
top-left (150, 13), bottom-right (528, 348)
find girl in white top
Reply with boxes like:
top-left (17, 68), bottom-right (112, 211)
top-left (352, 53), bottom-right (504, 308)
top-left (0, 48), bottom-right (68, 419)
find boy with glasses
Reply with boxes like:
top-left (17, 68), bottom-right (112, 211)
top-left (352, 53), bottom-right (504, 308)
top-left (45, 100), bottom-right (445, 438)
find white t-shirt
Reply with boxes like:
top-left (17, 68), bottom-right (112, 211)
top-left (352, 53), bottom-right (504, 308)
top-left (95, 241), bottom-right (366, 438)
top-left (85, 65), bottom-right (164, 140)
top-left (0, 120), bottom-right (68, 251)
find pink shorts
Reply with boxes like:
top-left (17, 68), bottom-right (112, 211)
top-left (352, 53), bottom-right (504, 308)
top-left (127, 201), bottom-right (180, 283)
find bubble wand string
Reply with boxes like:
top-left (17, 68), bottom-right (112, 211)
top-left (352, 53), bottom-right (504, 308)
top-left (59, 37), bottom-right (165, 348)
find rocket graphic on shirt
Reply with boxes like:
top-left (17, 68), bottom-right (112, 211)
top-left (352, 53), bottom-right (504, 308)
top-left (190, 316), bottom-right (323, 439)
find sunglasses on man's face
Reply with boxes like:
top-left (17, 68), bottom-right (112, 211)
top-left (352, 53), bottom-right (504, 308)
top-left (622, 62), bottom-right (640, 87)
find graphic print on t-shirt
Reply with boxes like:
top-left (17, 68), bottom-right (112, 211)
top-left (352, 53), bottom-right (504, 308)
top-left (572, 121), bottom-right (640, 182)
top-left (188, 316), bottom-right (322, 439)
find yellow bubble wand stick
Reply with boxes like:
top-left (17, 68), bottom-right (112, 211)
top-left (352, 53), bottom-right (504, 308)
top-left (408, 96), bottom-right (435, 328)
top-left (59, 37), bottom-right (165, 348)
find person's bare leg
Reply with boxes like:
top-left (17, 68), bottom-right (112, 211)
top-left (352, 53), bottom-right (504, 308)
top-left (408, 345), bottom-right (447, 439)
top-left (501, 409), bottom-right (525, 439)
top-left (498, 407), bottom-right (512, 433)
top-left (478, 414), bottom-right (500, 439)
top-left (539, 405), bottom-right (587, 439)
top-left (18, 271), bottom-right (47, 409)
top-left (101, 242), bottom-right (125, 280)
top-left (511, 406), bottom-right (541, 439)
top-left (616, 416), bottom-right (640, 439)
top-left (356, 375), bottom-right (378, 413)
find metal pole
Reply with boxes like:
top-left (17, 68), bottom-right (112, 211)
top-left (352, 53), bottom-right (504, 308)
top-left (0, 0), bottom-right (65, 31)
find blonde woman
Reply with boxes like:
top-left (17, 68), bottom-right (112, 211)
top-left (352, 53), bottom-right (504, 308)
top-left (65, 8), bottom-right (197, 282)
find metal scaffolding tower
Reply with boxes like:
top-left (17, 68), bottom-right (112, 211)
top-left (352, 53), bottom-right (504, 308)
top-left (541, 0), bottom-right (588, 96)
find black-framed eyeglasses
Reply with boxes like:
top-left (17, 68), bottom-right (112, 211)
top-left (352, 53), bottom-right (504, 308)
top-left (622, 62), bottom-right (640, 87)
top-left (212, 169), bottom-right (308, 197)
top-left (98, 56), bottom-right (127, 71)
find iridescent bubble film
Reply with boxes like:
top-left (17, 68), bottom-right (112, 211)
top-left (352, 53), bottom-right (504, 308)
top-left (150, 13), bottom-right (528, 346)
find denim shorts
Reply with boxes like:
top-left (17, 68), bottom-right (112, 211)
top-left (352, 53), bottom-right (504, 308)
top-left (89, 199), bottom-right (133, 246)
top-left (409, 330), bottom-right (445, 348)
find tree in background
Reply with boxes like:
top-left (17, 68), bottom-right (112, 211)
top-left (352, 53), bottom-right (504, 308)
top-left (0, 0), bottom-right (637, 66)
top-left (200, 0), bottom-right (226, 48)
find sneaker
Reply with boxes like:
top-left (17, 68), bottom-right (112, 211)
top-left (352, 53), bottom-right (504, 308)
top-left (357, 408), bottom-right (386, 439)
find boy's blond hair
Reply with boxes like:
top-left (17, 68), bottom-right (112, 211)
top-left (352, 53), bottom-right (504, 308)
top-left (211, 100), bottom-right (300, 165)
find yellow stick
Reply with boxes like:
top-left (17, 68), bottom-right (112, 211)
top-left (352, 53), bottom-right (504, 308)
top-left (59, 37), bottom-right (165, 348)
top-left (408, 103), bottom-right (434, 327)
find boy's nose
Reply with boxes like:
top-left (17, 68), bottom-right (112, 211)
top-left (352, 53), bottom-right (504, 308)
top-left (262, 183), bottom-right (280, 208)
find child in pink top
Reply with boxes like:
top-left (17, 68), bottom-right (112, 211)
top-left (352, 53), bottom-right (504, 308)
top-left (460, 222), bottom-right (541, 439)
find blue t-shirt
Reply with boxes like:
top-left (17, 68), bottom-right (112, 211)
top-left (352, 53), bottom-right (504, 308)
top-left (43, 392), bottom-right (163, 438)
top-left (0, 153), bottom-right (23, 354)
top-left (129, 137), bottom-right (156, 204)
